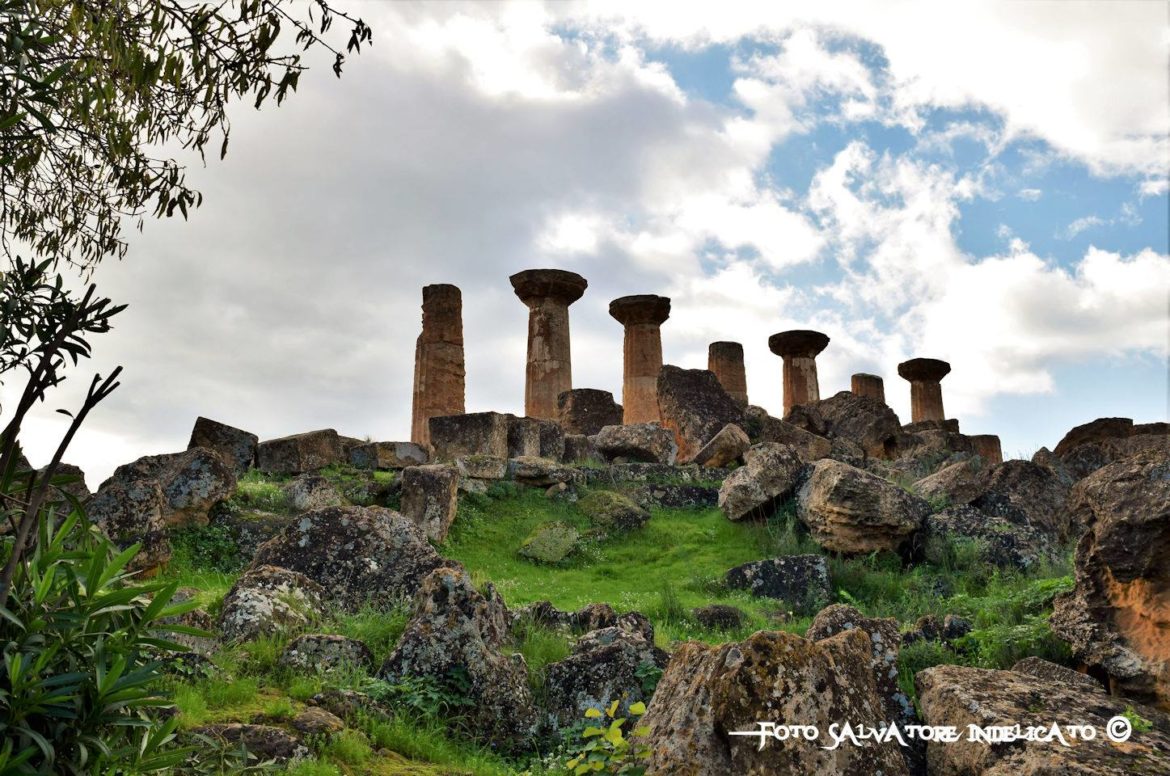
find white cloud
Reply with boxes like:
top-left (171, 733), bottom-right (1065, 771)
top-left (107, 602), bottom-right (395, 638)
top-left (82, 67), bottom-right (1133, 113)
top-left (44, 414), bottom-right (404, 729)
top-left (1063, 215), bottom-right (1107, 239)
top-left (1016, 188), bottom-right (1043, 201)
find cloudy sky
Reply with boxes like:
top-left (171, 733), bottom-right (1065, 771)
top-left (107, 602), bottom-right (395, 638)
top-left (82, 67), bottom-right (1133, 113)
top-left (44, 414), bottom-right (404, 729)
top-left (16, 0), bottom-right (1170, 485)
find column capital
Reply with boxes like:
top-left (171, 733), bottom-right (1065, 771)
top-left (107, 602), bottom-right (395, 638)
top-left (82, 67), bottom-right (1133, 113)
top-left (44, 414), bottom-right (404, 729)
top-left (510, 269), bottom-right (587, 307)
top-left (897, 358), bottom-right (951, 383)
top-left (609, 294), bottom-right (671, 326)
top-left (768, 329), bottom-right (830, 359)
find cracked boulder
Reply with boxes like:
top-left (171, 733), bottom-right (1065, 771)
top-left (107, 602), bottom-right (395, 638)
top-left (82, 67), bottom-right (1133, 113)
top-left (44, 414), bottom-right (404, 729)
top-left (797, 459), bottom-right (929, 554)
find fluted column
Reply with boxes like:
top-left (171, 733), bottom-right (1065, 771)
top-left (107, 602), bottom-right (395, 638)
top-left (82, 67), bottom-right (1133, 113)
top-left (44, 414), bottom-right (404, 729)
top-left (510, 269), bottom-right (588, 420)
top-left (708, 341), bottom-right (748, 406)
top-left (410, 284), bottom-right (466, 446)
top-left (609, 295), bottom-right (671, 424)
top-left (897, 358), bottom-right (951, 423)
top-left (768, 329), bottom-right (830, 414)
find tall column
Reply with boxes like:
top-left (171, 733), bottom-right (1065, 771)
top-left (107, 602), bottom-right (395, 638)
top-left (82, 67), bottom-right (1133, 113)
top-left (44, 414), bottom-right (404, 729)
top-left (768, 330), bottom-right (830, 415)
top-left (410, 284), bottom-right (465, 446)
top-left (510, 269), bottom-right (588, 420)
top-left (609, 295), bottom-right (671, 424)
top-left (970, 434), bottom-right (1003, 465)
top-left (851, 373), bottom-right (885, 403)
top-left (897, 358), bottom-right (951, 423)
top-left (708, 341), bottom-right (748, 406)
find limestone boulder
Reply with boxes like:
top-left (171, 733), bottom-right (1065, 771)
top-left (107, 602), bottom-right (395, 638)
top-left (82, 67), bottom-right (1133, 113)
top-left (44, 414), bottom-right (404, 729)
top-left (740, 405), bottom-right (832, 462)
top-left (1050, 449), bottom-right (1170, 709)
top-left (805, 390), bottom-right (903, 459)
top-left (280, 634), bottom-right (375, 674)
top-left (36, 462), bottom-right (91, 507)
top-left (89, 480), bottom-right (170, 573)
top-left (428, 412), bottom-right (509, 461)
top-left (656, 365), bottom-right (744, 463)
top-left (399, 464), bottom-right (459, 542)
top-left (579, 490), bottom-right (650, 532)
top-left (691, 423), bottom-right (750, 469)
top-left (911, 456), bottom-right (985, 508)
top-left (562, 434), bottom-right (600, 464)
top-left (926, 505), bottom-right (1055, 570)
top-left (187, 416), bottom-right (257, 476)
top-left (207, 508), bottom-right (295, 564)
top-left (1054, 417), bottom-right (1169, 481)
top-left (633, 483), bottom-right (719, 510)
top-left (519, 521), bottom-right (580, 564)
top-left (902, 614), bottom-right (972, 647)
top-left (454, 455), bottom-right (508, 481)
top-left (96, 447), bottom-right (236, 527)
top-left (692, 604), bottom-right (746, 631)
top-left (506, 415), bottom-right (543, 458)
top-left (291, 707), bottom-right (345, 737)
top-left (545, 626), bottom-right (669, 727)
top-left (512, 600), bottom-right (654, 640)
top-left (797, 459), bottom-right (929, 554)
top-left (507, 456), bottom-right (581, 488)
top-left (724, 555), bottom-right (830, 611)
top-left (379, 566), bottom-right (538, 752)
top-left (256, 429), bottom-right (342, 475)
top-left (282, 473), bottom-right (344, 512)
top-left (218, 565), bottom-right (326, 642)
top-left (1011, 656), bottom-right (1105, 695)
top-left (251, 506), bottom-right (449, 610)
top-left (641, 629), bottom-right (909, 775)
top-left (348, 441), bottom-right (427, 470)
top-left (595, 423), bottom-right (678, 465)
top-left (717, 443), bottom-right (806, 521)
top-left (557, 388), bottom-right (623, 436)
top-left (916, 663), bottom-right (1170, 775)
top-left (1031, 446), bottom-right (1077, 487)
top-left (970, 459), bottom-right (1072, 539)
top-left (1054, 416), bottom-right (1136, 456)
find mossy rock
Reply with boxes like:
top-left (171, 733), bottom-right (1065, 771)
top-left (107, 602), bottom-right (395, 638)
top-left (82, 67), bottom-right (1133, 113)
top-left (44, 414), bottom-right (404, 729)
top-left (579, 490), bottom-right (650, 531)
top-left (519, 521), bottom-right (581, 564)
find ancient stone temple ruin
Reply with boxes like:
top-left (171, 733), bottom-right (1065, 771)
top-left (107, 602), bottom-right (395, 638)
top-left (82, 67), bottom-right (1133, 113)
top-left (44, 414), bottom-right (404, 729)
top-left (510, 269), bottom-right (587, 420)
top-left (898, 357), bottom-right (951, 423)
top-left (851, 372), bottom-right (885, 403)
top-left (768, 329), bottom-right (830, 415)
top-left (609, 294), bottom-right (671, 424)
top-left (410, 284), bottom-right (465, 446)
top-left (708, 341), bottom-right (748, 406)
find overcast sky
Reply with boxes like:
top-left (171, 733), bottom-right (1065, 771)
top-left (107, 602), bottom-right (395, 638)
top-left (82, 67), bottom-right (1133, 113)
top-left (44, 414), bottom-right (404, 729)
top-left (14, 0), bottom-right (1170, 486)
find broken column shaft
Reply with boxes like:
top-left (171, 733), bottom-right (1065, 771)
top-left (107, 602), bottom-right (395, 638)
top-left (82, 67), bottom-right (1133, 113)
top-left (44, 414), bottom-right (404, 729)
top-left (970, 434), bottom-right (1003, 465)
top-left (708, 341), bottom-right (748, 406)
top-left (510, 269), bottom-right (588, 420)
top-left (609, 295), bottom-right (671, 424)
top-left (851, 373), bottom-right (885, 403)
top-left (897, 358), bottom-right (951, 423)
top-left (768, 329), bottom-right (830, 415)
top-left (410, 284), bottom-right (466, 446)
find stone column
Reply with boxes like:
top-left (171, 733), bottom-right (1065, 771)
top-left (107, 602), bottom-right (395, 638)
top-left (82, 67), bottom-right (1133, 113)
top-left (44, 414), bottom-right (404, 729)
top-left (768, 330), bottom-right (830, 415)
top-left (510, 269), bottom-right (588, 420)
top-left (609, 295), bottom-right (671, 424)
top-left (410, 284), bottom-right (466, 446)
top-left (897, 358), bottom-right (951, 423)
top-left (708, 341), bottom-right (748, 406)
top-left (970, 434), bottom-right (1003, 465)
top-left (851, 373), bottom-right (885, 403)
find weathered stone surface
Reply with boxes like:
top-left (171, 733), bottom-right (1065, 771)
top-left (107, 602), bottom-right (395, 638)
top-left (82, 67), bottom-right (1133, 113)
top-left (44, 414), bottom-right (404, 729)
top-left (692, 604), bottom-right (746, 630)
top-left (218, 565), bottom-right (326, 642)
top-left (718, 443), bottom-right (806, 521)
top-left (708, 341), bottom-right (748, 406)
top-left (916, 663), bottom-right (1170, 775)
top-left (507, 456), bottom-right (580, 488)
top-left (348, 441), bottom-right (427, 470)
top-left (511, 600), bottom-right (654, 640)
top-left (454, 455), bottom-right (508, 481)
top-left (506, 415), bottom-right (543, 458)
top-left (850, 373), bottom-right (885, 402)
top-left (97, 447), bottom-right (237, 528)
top-left (1054, 417), bottom-right (1135, 457)
top-left (37, 462), bottom-right (91, 509)
top-left (557, 389), bottom-right (623, 436)
top-left (256, 430), bottom-right (342, 475)
top-left (1051, 449), bottom-right (1170, 710)
top-left (379, 566), bottom-right (538, 751)
top-left (282, 474), bottom-right (344, 512)
top-left (545, 625), bottom-right (669, 726)
top-left (610, 295), bottom-right (671, 425)
top-left (898, 357), bottom-right (950, 423)
top-left (902, 614), bottom-right (972, 646)
top-left (797, 459), bottom-right (929, 554)
top-left (1032, 446), bottom-right (1077, 487)
top-left (804, 390), bottom-right (903, 460)
top-left (428, 412), bottom-right (509, 461)
top-left (1010, 656), bottom-right (1105, 695)
top-left (280, 634), bottom-right (375, 673)
top-left (971, 459), bottom-right (1072, 539)
top-left (157, 588), bottom-right (217, 655)
top-left (642, 629), bottom-right (908, 775)
top-left (806, 604), bottom-right (913, 730)
top-left (769, 329), bottom-right (831, 415)
top-left (633, 483), bottom-right (719, 510)
top-left (519, 521), bottom-right (580, 563)
top-left (926, 505), bottom-right (1055, 570)
top-left (579, 490), bottom-right (650, 531)
top-left (589, 462), bottom-right (716, 484)
top-left (193, 724), bottom-right (308, 763)
top-left (512, 269), bottom-right (588, 421)
top-left (207, 509), bottom-right (295, 564)
top-left (595, 423), bottom-right (678, 464)
top-left (656, 365), bottom-right (744, 463)
top-left (691, 423), bottom-right (750, 469)
top-left (969, 434), bottom-right (1003, 465)
top-left (725, 555), bottom-right (830, 611)
top-left (561, 434), bottom-right (600, 464)
top-left (411, 284), bottom-right (466, 447)
top-left (1053, 417), bottom-right (1170, 481)
top-left (912, 456), bottom-right (985, 508)
top-left (895, 431), bottom-right (976, 477)
top-left (291, 707), bottom-right (345, 737)
top-left (89, 479), bottom-right (170, 573)
top-left (187, 416), bottom-right (257, 476)
top-left (399, 465), bottom-right (459, 542)
top-left (741, 406), bottom-right (832, 462)
top-left (251, 506), bottom-right (448, 610)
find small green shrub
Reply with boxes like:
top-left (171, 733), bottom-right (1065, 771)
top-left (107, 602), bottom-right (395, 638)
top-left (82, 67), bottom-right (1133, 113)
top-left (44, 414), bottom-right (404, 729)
top-left (170, 522), bottom-right (246, 574)
top-left (1123, 706), bottom-right (1154, 734)
top-left (562, 700), bottom-right (651, 775)
top-left (322, 729), bottom-right (371, 765)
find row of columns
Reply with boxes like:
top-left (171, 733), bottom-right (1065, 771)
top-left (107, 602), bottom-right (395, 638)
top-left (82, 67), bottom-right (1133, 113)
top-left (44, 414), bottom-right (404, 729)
top-left (408, 270), bottom-right (966, 448)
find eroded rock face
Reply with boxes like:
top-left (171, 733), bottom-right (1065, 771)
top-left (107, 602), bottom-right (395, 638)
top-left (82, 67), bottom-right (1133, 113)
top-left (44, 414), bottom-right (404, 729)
top-left (912, 456), bottom-right (985, 508)
top-left (808, 390), bottom-right (903, 460)
top-left (557, 389), bottom-right (623, 436)
top-left (724, 555), bottom-right (830, 611)
top-left (282, 474), bottom-right (344, 512)
top-left (218, 565), bottom-right (326, 642)
top-left (37, 462), bottom-right (91, 507)
top-left (641, 629), bottom-right (908, 775)
top-left (717, 443), bottom-right (806, 521)
top-left (1011, 656), bottom-right (1105, 696)
top-left (562, 434), bottom-right (601, 464)
top-left (399, 464), bottom-right (459, 542)
top-left (691, 423), bottom-right (750, 469)
top-left (188, 416), bottom-right (257, 476)
top-left (926, 505), bottom-right (1055, 571)
top-left (692, 604), bottom-right (746, 630)
top-left (348, 441), bottom-right (427, 470)
top-left (379, 566), bottom-right (538, 752)
top-left (280, 634), bottom-right (375, 674)
top-left (595, 423), bottom-right (678, 464)
top-left (428, 412), bottom-right (509, 461)
top-left (656, 366), bottom-right (744, 463)
top-left (96, 447), bottom-right (237, 528)
top-left (741, 406), bottom-right (833, 462)
top-left (916, 663), bottom-right (1170, 775)
top-left (251, 506), bottom-right (449, 610)
top-left (1053, 417), bottom-right (1169, 481)
top-left (89, 479), bottom-right (170, 573)
top-left (507, 456), bottom-right (581, 488)
top-left (1050, 449), bottom-right (1170, 710)
top-left (797, 459), bottom-right (929, 554)
top-left (545, 626), bottom-right (669, 727)
top-left (256, 430), bottom-right (343, 475)
top-left (971, 459), bottom-right (1072, 540)
top-left (512, 601), bottom-right (653, 640)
